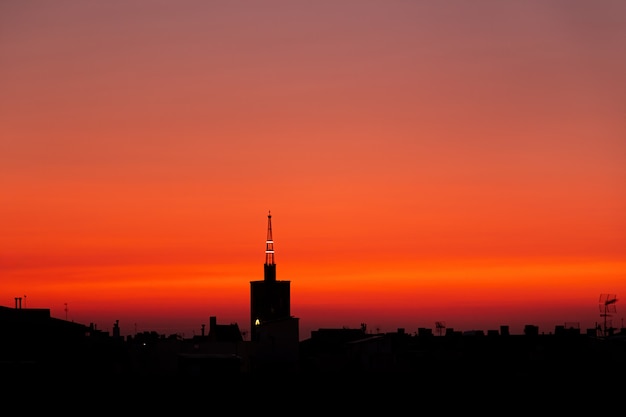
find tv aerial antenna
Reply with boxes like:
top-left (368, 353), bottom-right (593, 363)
top-left (599, 294), bottom-right (618, 337)
top-left (435, 321), bottom-right (446, 336)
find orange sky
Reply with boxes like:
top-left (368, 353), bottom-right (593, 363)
top-left (2, 1), bottom-right (625, 339)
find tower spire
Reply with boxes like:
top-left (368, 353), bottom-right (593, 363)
top-left (264, 210), bottom-right (276, 281)
top-left (265, 210), bottom-right (274, 266)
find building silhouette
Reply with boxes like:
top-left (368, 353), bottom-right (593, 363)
top-left (250, 210), bottom-right (292, 340)
top-left (249, 211), bottom-right (300, 372)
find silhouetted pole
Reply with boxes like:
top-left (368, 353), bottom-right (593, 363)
top-left (264, 210), bottom-right (276, 282)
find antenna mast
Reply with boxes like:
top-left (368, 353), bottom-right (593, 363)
top-left (599, 293), bottom-right (618, 337)
top-left (435, 321), bottom-right (446, 336)
top-left (265, 210), bottom-right (275, 266)
top-left (264, 210), bottom-right (276, 282)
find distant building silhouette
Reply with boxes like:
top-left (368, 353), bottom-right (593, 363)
top-left (248, 211), bottom-right (299, 371)
top-left (250, 211), bottom-right (292, 339)
top-left (0, 304), bottom-right (123, 375)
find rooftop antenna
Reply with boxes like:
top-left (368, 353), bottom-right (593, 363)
top-left (264, 210), bottom-right (276, 282)
top-left (64, 302), bottom-right (68, 320)
top-left (599, 293), bottom-right (618, 337)
top-left (435, 321), bottom-right (446, 336)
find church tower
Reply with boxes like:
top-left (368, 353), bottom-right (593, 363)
top-left (249, 211), bottom-right (293, 342)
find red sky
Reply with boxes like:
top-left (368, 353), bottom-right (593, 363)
top-left (2, 1), bottom-right (625, 339)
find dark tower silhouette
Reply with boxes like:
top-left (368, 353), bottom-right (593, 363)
top-left (250, 211), bottom-right (291, 342)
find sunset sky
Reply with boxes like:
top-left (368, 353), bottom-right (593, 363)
top-left (2, 1), bottom-right (625, 339)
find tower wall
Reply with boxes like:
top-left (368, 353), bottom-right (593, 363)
top-left (250, 280), bottom-right (291, 341)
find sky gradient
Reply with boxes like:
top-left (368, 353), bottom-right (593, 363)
top-left (2, 1), bottom-right (625, 339)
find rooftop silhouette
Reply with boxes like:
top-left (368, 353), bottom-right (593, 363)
top-left (2, 213), bottom-right (624, 407)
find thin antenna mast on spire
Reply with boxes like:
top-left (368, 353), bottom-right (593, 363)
top-left (264, 210), bottom-right (276, 282)
top-left (265, 210), bottom-right (275, 266)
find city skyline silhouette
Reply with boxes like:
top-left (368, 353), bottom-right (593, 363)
top-left (2, 228), bottom-right (625, 403)
top-left (2, 214), bottom-right (625, 409)
top-left (3, 211), bottom-right (622, 343)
